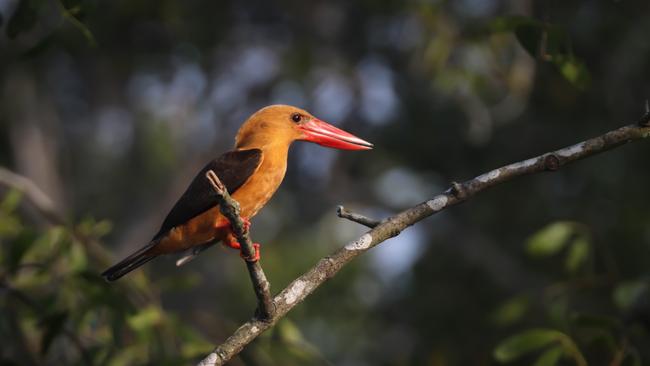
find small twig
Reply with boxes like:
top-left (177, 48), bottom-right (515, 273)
top-left (198, 111), bottom-right (650, 366)
top-left (336, 205), bottom-right (381, 228)
top-left (0, 166), bottom-right (63, 225)
top-left (205, 170), bottom-right (274, 320)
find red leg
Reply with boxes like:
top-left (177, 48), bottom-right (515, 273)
top-left (214, 219), bottom-right (231, 230)
top-left (216, 217), bottom-right (250, 232)
top-left (222, 230), bottom-right (261, 262)
top-left (240, 243), bottom-right (260, 262)
top-left (223, 233), bottom-right (241, 249)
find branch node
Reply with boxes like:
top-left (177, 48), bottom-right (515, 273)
top-left (323, 257), bottom-right (337, 279)
top-left (544, 154), bottom-right (560, 171)
top-left (450, 181), bottom-right (468, 199)
top-left (255, 306), bottom-right (275, 322)
top-left (336, 205), bottom-right (344, 217)
top-left (388, 227), bottom-right (402, 238)
top-left (216, 349), bottom-right (229, 362)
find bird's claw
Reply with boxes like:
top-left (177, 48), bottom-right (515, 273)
top-left (241, 217), bottom-right (251, 232)
top-left (240, 243), bottom-right (260, 262)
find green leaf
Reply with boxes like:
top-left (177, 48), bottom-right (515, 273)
top-left (107, 345), bottom-right (143, 366)
top-left (489, 16), bottom-right (590, 90)
top-left (67, 242), bottom-right (88, 272)
top-left (565, 236), bottom-right (590, 273)
top-left (127, 306), bottom-right (162, 332)
top-left (526, 222), bottom-right (574, 257)
top-left (174, 321), bottom-right (213, 359)
top-left (491, 295), bottom-right (529, 326)
top-left (1, 189), bottom-right (23, 213)
top-left (533, 346), bottom-right (564, 366)
top-left (278, 319), bottom-right (305, 344)
top-left (0, 212), bottom-right (22, 238)
top-left (613, 281), bottom-right (648, 310)
top-left (76, 217), bottom-right (113, 238)
top-left (553, 56), bottom-right (591, 90)
top-left (494, 329), bottom-right (562, 363)
top-left (276, 319), bottom-right (327, 363)
top-left (92, 219), bottom-right (113, 237)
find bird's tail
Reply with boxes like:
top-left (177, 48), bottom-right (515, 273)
top-left (101, 241), bottom-right (158, 282)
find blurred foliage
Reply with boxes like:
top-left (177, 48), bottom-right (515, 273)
top-left (489, 16), bottom-right (591, 90)
top-left (525, 221), bottom-right (591, 273)
top-left (0, 191), bottom-right (213, 365)
top-left (489, 220), bottom-right (650, 365)
top-left (494, 328), bottom-right (585, 365)
top-left (6, 0), bottom-right (95, 51)
top-left (1, 0), bottom-right (650, 365)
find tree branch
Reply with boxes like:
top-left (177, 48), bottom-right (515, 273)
top-left (336, 205), bottom-right (380, 228)
top-left (0, 166), bottom-right (63, 225)
top-left (205, 170), bottom-right (274, 320)
top-left (197, 118), bottom-right (650, 366)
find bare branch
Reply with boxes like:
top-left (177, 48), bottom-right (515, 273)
top-left (336, 205), bottom-right (380, 228)
top-left (205, 170), bottom-right (274, 320)
top-left (0, 166), bottom-right (63, 225)
top-left (198, 119), bottom-right (650, 366)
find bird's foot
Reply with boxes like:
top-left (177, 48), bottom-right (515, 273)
top-left (217, 217), bottom-right (251, 232)
top-left (223, 239), bottom-right (240, 250)
top-left (241, 217), bottom-right (251, 232)
top-left (223, 238), bottom-right (261, 262)
top-left (214, 219), bottom-right (231, 230)
top-left (240, 243), bottom-right (260, 263)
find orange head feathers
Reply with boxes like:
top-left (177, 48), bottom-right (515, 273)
top-left (235, 105), bottom-right (373, 151)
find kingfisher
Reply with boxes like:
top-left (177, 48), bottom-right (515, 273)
top-left (102, 105), bottom-right (372, 281)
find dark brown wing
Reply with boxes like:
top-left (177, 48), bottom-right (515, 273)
top-left (153, 149), bottom-right (262, 240)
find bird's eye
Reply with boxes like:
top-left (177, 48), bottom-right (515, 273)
top-left (291, 113), bottom-right (302, 123)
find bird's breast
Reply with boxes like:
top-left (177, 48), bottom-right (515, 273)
top-left (232, 152), bottom-right (287, 218)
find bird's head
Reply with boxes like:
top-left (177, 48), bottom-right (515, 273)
top-left (235, 105), bottom-right (373, 151)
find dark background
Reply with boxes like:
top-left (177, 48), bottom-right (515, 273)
top-left (1, 0), bottom-right (649, 365)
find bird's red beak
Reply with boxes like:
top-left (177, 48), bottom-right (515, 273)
top-left (298, 118), bottom-right (373, 150)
